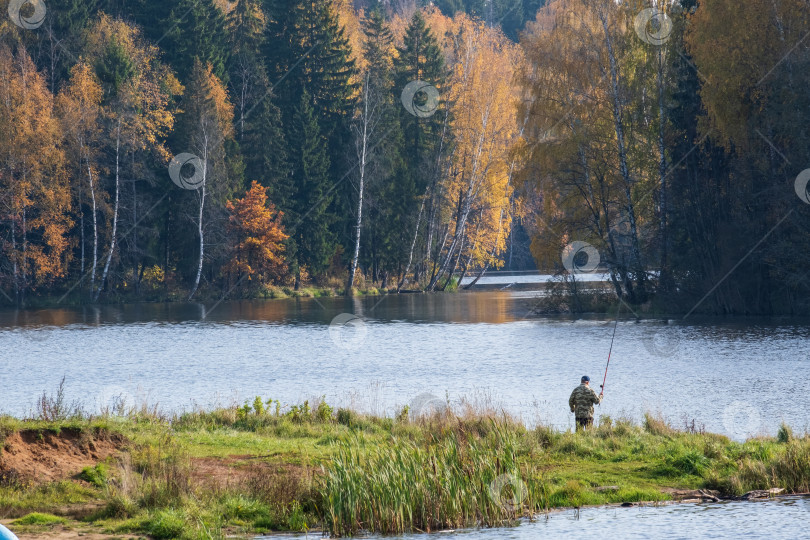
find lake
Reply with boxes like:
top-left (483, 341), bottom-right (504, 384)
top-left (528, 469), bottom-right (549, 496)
top-left (265, 497), bottom-right (810, 539)
top-left (1, 290), bottom-right (808, 441)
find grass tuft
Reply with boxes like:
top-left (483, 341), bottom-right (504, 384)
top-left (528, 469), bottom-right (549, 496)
top-left (146, 508), bottom-right (186, 539)
top-left (643, 413), bottom-right (676, 437)
top-left (79, 463), bottom-right (108, 487)
top-left (11, 512), bottom-right (66, 525)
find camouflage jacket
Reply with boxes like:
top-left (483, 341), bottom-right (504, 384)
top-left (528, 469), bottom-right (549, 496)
top-left (569, 384), bottom-right (602, 419)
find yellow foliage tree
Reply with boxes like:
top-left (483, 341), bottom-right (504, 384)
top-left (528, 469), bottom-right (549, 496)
top-left (0, 44), bottom-right (72, 304)
top-left (424, 12), bottom-right (524, 289)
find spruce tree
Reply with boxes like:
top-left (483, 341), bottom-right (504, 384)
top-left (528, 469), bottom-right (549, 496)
top-left (228, 0), bottom-right (265, 61)
top-left (264, 0), bottom-right (356, 281)
top-left (264, 0), bottom-right (355, 139)
top-left (242, 74), bottom-right (292, 210)
top-left (394, 10), bottom-right (446, 185)
top-left (30, 0), bottom-right (103, 90)
top-left (132, 0), bottom-right (229, 82)
top-left (360, 9), bottom-right (408, 279)
top-left (287, 90), bottom-right (336, 286)
top-left (227, 0), bottom-right (267, 140)
top-left (392, 12), bottom-right (448, 279)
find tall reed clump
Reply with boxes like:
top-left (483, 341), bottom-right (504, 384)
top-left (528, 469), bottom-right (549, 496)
top-left (320, 421), bottom-right (543, 536)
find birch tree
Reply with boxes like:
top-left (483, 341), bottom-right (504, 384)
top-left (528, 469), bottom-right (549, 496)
top-left (425, 15), bottom-right (521, 291)
top-left (178, 59), bottom-right (235, 300)
top-left (57, 63), bottom-right (103, 295)
top-left (84, 15), bottom-right (179, 300)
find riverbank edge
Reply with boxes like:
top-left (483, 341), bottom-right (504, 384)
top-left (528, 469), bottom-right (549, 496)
top-left (3, 285), bottom-right (397, 310)
top-left (5, 493), bottom-right (808, 540)
top-left (1, 404), bottom-right (808, 538)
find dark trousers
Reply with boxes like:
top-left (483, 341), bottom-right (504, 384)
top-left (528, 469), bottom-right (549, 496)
top-left (575, 417), bottom-right (593, 431)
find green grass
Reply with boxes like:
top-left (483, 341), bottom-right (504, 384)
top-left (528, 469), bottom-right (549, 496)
top-left (13, 512), bottom-right (66, 525)
top-left (0, 480), bottom-right (97, 515)
top-left (1, 401), bottom-right (808, 537)
top-left (79, 463), bottom-right (109, 487)
top-left (11, 512), bottom-right (67, 525)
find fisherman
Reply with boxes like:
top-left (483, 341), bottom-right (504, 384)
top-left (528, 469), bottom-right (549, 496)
top-left (569, 375), bottom-right (603, 431)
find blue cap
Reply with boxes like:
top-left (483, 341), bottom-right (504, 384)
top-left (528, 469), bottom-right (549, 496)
top-left (581, 375), bottom-right (590, 382)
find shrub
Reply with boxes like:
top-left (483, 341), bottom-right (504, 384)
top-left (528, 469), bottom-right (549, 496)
top-left (34, 376), bottom-right (84, 421)
top-left (548, 480), bottom-right (592, 507)
top-left (777, 423), bottom-right (793, 444)
top-left (533, 425), bottom-right (555, 448)
top-left (666, 447), bottom-right (710, 476)
top-left (287, 405), bottom-right (304, 424)
top-left (252, 396), bottom-right (265, 416)
top-left (702, 440), bottom-right (724, 460)
top-left (770, 438), bottom-right (810, 492)
top-left (236, 402), bottom-right (252, 420)
top-left (612, 417), bottom-right (635, 437)
top-left (728, 458), bottom-right (773, 495)
top-left (133, 436), bottom-right (191, 509)
top-left (396, 405), bottom-right (410, 423)
top-left (222, 494), bottom-right (268, 521)
top-left (100, 495), bottom-right (138, 519)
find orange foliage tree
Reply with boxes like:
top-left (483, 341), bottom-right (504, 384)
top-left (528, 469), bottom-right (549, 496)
top-left (225, 181), bottom-right (288, 286)
top-left (0, 44), bottom-right (72, 304)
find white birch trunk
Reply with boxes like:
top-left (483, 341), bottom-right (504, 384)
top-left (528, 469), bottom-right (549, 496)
top-left (347, 76), bottom-right (373, 295)
top-left (189, 138), bottom-right (209, 301)
top-left (96, 120), bottom-right (122, 301)
top-left (89, 158), bottom-right (98, 295)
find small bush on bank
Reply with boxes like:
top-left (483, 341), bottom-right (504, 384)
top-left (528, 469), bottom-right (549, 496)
top-left (777, 423), bottom-right (793, 443)
top-left (768, 438), bottom-right (810, 493)
top-left (221, 494), bottom-right (268, 521)
top-left (662, 446), bottom-right (710, 476)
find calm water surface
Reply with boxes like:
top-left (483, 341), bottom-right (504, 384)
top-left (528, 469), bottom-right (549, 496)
top-left (1, 291), bottom-right (808, 439)
top-left (268, 497), bottom-right (810, 539)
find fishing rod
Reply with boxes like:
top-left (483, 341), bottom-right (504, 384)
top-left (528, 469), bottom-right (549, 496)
top-left (600, 303), bottom-right (622, 395)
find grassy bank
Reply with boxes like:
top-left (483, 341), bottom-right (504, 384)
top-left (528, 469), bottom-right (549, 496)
top-left (1, 401), bottom-right (808, 539)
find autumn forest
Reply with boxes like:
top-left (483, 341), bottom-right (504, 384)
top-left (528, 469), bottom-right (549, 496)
top-left (1, 0), bottom-right (809, 315)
